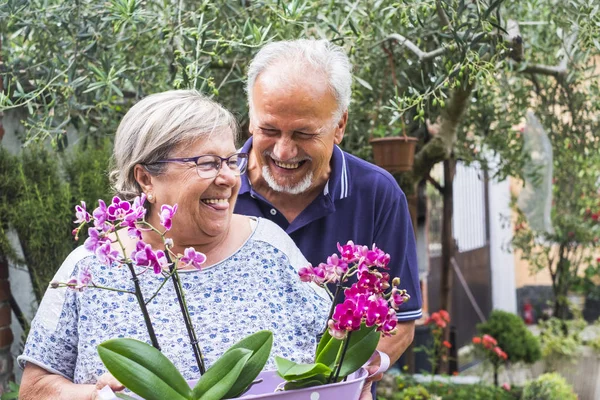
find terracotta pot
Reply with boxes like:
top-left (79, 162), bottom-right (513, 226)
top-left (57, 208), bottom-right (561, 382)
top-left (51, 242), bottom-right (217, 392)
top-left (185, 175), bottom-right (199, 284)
top-left (369, 136), bottom-right (418, 173)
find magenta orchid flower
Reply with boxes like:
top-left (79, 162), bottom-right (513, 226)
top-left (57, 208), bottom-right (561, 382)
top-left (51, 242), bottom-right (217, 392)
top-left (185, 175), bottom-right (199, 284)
top-left (66, 264), bottom-right (93, 292)
top-left (131, 241), bottom-right (171, 274)
top-left (107, 196), bottom-right (133, 221)
top-left (298, 265), bottom-right (326, 285)
top-left (95, 241), bottom-right (121, 266)
top-left (302, 240), bottom-right (411, 340)
top-left (159, 204), bottom-right (178, 231)
top-left (180, 248), bottom-right (207, 270)
top-left (74, 201), bottom-right (92, 224)
top-left (93, 199), bottom-right (108, 226)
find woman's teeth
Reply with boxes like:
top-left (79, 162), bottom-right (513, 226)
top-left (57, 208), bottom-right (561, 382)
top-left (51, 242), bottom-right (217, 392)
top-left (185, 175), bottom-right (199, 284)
top-left (274, 160), bottom-right (301, 169)
top-left (202, 199), bottom-right (229, 204)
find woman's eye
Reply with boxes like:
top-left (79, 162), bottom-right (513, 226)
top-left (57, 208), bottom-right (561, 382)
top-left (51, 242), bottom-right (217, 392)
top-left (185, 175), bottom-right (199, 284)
top-left (198, 162), bottom-right (219, 170)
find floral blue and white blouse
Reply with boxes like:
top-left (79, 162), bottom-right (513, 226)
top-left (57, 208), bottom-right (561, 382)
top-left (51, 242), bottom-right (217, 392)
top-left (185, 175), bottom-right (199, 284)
top-left (18, 217), bottom-right (331, 384)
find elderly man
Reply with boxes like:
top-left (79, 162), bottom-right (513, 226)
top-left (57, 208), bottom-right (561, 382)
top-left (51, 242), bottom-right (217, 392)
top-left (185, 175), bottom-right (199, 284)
top-left (234, 39), bottom-right (422, 392)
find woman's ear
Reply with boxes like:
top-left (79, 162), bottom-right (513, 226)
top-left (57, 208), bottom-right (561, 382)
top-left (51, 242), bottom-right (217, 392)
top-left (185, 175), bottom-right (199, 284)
top-left (134, 164), bottom-right (154, 196)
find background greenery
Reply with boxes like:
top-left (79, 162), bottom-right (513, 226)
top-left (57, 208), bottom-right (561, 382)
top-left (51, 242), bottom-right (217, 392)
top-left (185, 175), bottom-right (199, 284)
top-left (1, 0), bottom-right (599, 344)
top-left (0, 140), bottom-right (111, 301)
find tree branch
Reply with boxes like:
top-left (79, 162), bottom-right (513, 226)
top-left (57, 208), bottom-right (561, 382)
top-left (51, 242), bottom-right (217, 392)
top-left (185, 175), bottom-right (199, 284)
top-left (426, 174), bottom-right (444, 194)
top-left (385, 34), bottom-right (449, 62)
top-left (436, 0), bottom-right (453, 30)
top-left (412, 82), bottom-right (475, 180)
top-left (506, 19), bottom-right (524, 62)
top-left (516, 63), bottom-right (568, 77)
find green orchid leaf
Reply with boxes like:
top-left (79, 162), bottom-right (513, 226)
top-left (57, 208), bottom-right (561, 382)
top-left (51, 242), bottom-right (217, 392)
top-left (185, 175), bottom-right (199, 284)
top-left (222, 330), bottom-right (273, 398)
top-left (98, 338), bottom-right (190, 400)
top-left (283, 373), bottom-right (329, 390)
top-left (275, 357), bottom-right (332, 381)
top-left (337, 328), bottom-right (380, 378)
top-left (191, 348), bottom-right (252, 400)
top-left (115, 394), bottom-right (140, 400)
top-left (315, 325), bottom-right (381, 379)
top-left (315, 330), bottom-right (332, 360)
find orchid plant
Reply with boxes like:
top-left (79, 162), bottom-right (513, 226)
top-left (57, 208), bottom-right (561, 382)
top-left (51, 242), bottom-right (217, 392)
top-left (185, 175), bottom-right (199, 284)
top-left (52, 195), bottom-right (273, 400)
top-left (274, 242), bottom-right (410, 390)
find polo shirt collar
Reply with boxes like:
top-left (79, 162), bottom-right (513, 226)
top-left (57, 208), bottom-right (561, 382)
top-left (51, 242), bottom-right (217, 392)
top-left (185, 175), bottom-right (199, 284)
top-left (238, 137), bottom-right (351, 201)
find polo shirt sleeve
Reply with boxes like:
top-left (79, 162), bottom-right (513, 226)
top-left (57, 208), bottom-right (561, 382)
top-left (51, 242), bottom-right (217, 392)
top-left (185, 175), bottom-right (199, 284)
top-left (374, 190), bottom-right (423, 322)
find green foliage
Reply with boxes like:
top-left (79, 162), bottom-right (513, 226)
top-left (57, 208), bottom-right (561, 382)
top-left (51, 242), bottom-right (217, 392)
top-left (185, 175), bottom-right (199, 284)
top-left (521, 373), bottom-right (577, 400)
top-left (538, 317), bottom-right (585, 371)
top-left (97, 331), bottom-right (273, 400)
top-left (0, 381), bottom-right (20, 400)
top-left (276, 324), bottom-right (380, 389)
top-left (0, 141), bottom-right (111, 301)
top-left (393, 384), bottom-right (431, 400)
top-left (378, 373), bottom-right (517, 400)
top-left (477, 310), bottom-right (541, 364)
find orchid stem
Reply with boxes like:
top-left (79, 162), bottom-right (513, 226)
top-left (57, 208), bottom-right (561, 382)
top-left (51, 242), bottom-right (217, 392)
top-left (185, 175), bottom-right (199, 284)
top-left (126, 262), bottom-right (161, 350)
top-left (144, 267), bottom-right (178, 305)
top-left (166, 253), bottom-right (205, 375)
top-left (334, 331), bottom-right (352, 382)
top-left (328, 331), bottom-right (352, 383)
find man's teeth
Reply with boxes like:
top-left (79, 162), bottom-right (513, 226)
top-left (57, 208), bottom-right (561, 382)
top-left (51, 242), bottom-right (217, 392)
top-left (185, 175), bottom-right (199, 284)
top-left (274, 160), bottom-right (300, 169)
top-left (202, 199), bottom-right (229, 204)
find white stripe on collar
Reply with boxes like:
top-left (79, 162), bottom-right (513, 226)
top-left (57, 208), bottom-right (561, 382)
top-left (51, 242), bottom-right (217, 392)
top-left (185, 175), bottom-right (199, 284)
top-left (323, 180), bottom-right (329, 196)
top-left (338, 146), bottom-right (348, 200)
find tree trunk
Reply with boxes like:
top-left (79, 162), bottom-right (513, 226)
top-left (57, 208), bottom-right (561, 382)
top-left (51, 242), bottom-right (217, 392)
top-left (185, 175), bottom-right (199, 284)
top-left (438, 158), bottom-right (456, 374)
top-left (553, 245), bottom-right (571, 319)
top-left (440, 158), bottom-right (456, 313)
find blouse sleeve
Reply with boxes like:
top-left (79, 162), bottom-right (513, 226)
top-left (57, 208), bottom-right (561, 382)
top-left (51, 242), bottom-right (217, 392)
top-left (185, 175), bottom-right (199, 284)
top-left (17, 247), bottom-right (92, 380)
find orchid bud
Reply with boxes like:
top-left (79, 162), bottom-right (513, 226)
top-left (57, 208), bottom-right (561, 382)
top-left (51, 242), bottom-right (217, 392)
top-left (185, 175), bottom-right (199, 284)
top-left (392, 277), bottom-right (401, 287)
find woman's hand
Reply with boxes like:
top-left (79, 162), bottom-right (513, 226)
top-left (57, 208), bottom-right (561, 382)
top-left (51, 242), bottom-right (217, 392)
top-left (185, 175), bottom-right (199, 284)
top-left (358, 354), bottom-right (386, 400)
top-left (91, 372), bottom-right (125, 399)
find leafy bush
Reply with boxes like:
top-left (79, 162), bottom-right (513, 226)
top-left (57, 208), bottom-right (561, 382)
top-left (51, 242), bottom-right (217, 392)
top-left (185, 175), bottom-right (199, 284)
top-left (0, 381), bottom-right (19, 400)
top-left (377, 373), bottom-right (517, 400)
top-left (521, 373), bottom-right (577, 400)
top-left (477, 310), bottom-right (541, 364)
top-left (0, 141), bottom-right (112, 301)
top-left (393, 385), bottom-right (431, 400)
top-left (538, 317), bottom-right (586, 371)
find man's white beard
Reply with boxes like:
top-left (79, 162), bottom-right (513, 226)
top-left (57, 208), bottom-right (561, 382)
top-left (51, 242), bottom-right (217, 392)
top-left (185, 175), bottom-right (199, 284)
top-left (262, 165), bottom-right (313, 195)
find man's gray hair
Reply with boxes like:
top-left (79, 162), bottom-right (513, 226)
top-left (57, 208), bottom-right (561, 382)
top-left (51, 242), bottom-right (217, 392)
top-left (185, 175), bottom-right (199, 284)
top-left (110, 90), bottom-right (238, 200)
top-left (246, 39), bottom-right (352, 118)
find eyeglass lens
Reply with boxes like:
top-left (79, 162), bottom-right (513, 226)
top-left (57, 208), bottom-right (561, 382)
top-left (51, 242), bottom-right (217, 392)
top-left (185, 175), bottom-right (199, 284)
top-left (195, 154), bottom-right (247, 178)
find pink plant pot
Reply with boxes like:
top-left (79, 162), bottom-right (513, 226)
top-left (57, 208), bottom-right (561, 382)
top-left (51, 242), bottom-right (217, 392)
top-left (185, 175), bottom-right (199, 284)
top-left (98, 369), bottom-right (368, 400)
top-left (240, 368), bottom-right (368, 399)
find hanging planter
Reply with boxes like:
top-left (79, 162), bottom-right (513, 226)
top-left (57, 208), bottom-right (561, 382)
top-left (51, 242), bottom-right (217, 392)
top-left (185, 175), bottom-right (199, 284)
top-left (369, 136), bottom-right (418, 174)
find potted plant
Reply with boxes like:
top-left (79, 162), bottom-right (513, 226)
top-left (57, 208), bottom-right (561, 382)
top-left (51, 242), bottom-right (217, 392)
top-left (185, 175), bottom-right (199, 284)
top-left (369, 123), bottom-right (418, 174)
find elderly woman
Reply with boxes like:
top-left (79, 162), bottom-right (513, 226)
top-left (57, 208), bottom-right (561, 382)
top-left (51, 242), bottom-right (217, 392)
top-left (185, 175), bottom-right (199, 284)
top-left (18, 90), bottom-right (330, 399)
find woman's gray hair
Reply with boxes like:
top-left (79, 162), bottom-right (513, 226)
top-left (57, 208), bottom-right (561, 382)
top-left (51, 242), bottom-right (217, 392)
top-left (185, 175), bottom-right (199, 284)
top-left (110, 90), bottom-right (238, 200)
top-left (246, 39), bottom-right (352, 119)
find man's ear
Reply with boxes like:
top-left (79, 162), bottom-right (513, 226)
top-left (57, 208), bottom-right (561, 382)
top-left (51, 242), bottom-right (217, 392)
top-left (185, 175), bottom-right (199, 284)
top-left (333, 111), bottom-right (348, 145)
top-left (133, 164), bottom-right (154, 195)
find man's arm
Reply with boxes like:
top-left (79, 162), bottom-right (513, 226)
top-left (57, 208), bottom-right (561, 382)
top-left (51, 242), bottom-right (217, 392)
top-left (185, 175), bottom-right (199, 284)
top-left (377, 320), bottom-right (415, 365)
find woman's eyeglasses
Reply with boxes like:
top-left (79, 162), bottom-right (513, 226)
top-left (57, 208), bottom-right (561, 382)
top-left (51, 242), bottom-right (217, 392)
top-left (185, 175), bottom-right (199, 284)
top-left (152, 153), bottom-right (249, 179)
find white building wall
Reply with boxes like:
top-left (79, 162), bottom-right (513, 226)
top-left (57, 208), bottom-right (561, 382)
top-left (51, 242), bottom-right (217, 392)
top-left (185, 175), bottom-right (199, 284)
top-left (487, 177), bottom-right (517, 313)
top-left (452, 161), bottom-right (517, 314)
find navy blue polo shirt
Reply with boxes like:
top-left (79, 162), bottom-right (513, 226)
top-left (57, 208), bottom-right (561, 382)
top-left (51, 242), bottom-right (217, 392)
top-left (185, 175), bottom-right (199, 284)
top-left (235, 138), bottom-right (422, 322)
